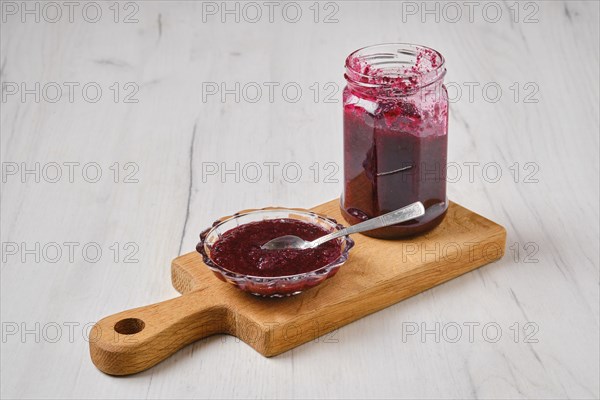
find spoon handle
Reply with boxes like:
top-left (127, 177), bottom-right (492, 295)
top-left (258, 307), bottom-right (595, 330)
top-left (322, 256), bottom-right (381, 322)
top-left (310, 202), bottom-right (425, 248)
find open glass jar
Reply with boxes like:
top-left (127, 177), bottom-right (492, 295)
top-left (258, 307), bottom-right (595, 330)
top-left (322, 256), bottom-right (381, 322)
top-left (341, 43), bottom-right (449, 238)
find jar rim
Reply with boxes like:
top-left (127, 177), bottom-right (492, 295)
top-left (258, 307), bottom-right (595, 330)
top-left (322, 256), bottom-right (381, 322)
top-left (345, 43), bottom-right (446, 93)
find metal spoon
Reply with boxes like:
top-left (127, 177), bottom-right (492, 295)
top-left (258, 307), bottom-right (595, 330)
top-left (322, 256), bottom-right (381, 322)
top-left (261, 201), bottom-right (425, 250)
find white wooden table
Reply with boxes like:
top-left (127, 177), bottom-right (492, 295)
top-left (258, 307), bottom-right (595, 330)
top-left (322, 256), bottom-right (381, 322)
top-left (1, 1), bottom-right (598, 398)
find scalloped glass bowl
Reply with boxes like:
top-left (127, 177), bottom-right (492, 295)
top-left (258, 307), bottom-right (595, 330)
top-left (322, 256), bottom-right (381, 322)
top-left (196, 208), bottom-right (355, 298)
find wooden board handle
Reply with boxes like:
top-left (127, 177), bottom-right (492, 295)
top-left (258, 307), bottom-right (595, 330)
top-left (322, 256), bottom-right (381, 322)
top-left (89, 291), bottom-right (226, 375)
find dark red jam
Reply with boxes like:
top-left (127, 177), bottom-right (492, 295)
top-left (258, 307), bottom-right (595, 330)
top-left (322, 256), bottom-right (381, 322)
top-left (342, 44), bottom-right (449, 238)
top-left (211, 219), bottom-right (342, 277)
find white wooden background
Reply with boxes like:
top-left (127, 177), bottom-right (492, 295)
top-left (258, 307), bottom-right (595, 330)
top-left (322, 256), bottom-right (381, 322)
top-left (1, 1), bottom-right (598, 399)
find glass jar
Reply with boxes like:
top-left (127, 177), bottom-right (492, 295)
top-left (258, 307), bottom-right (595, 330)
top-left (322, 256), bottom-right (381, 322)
top-left (341, 43), bottom-right (449, 238)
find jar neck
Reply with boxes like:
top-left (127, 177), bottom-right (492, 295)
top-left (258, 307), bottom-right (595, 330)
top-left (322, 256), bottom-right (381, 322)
top-left (345, 43), bottom-right (446, 99)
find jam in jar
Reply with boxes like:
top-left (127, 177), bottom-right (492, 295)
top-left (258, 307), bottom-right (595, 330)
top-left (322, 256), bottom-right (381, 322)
top-left (341, 43), bottom-right (449, 238)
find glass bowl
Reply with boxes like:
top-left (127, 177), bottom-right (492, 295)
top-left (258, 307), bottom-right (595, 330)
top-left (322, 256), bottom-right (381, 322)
top-left (196, 208), bottom-right (355, 298)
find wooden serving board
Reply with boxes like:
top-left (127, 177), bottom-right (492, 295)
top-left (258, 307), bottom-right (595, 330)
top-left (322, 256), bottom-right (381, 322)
top-left (90, 199), bottom-right (506, 375)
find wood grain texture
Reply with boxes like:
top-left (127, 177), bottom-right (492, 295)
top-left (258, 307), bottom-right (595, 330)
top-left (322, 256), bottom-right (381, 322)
top-left (89, 199), bottom-right (505, 375)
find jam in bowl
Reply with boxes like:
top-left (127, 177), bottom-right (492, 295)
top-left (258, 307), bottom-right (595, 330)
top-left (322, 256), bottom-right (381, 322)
top-left (196, 208), bottom-right (355, 297)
